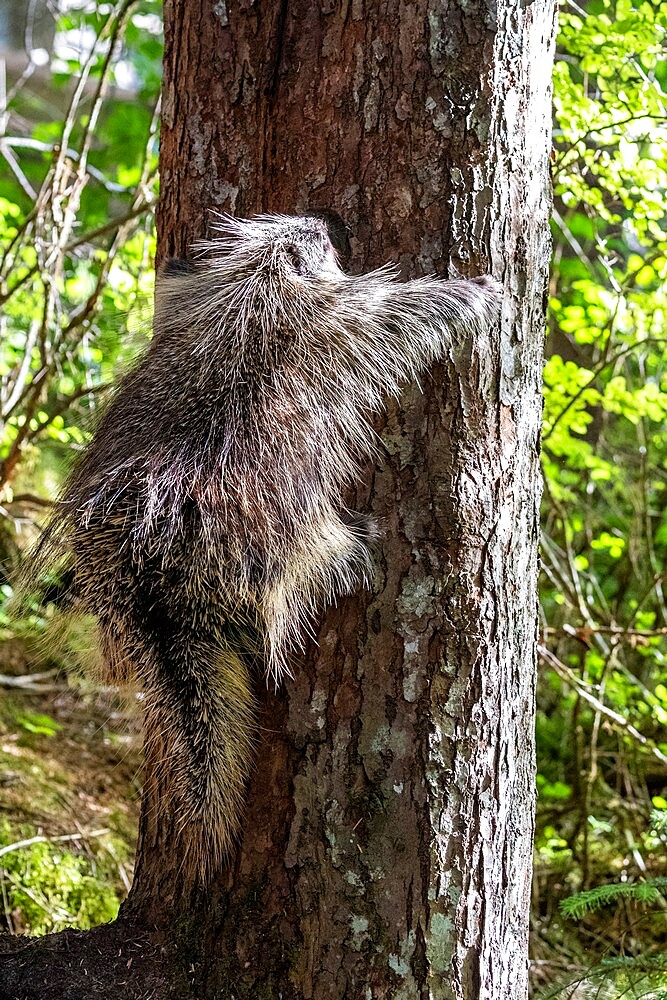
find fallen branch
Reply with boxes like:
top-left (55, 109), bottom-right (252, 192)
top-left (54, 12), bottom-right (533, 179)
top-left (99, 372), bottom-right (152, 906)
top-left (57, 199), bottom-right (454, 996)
top-left (0, 670), bottom-right (64, 693)
top-left (0, 828), bottom-right (111, 861)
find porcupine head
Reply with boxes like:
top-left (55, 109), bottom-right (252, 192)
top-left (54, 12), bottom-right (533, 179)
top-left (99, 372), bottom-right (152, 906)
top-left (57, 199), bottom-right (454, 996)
top-left (27, 213), bottom-right (501, 883)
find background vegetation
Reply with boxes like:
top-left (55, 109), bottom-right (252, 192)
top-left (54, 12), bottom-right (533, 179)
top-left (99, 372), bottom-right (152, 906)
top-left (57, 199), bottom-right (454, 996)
top-left (0, 0), bottom-right (666, 995)
top-left (0, 0), bottom-right (158, 940)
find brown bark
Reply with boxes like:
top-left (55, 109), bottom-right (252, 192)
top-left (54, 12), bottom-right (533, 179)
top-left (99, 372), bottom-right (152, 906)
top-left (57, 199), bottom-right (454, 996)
top-left (123, 1), bottom-right (556, 998)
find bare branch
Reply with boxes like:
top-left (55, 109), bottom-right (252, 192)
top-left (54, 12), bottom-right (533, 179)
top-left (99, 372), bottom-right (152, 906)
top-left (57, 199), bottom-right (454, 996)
top-left (538, 645), bottom-right (667, 767)
top-left (0, 829), bottom-right (111, 861)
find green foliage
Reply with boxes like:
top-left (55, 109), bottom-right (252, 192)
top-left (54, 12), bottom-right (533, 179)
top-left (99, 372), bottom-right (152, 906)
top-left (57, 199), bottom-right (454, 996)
top-left (0, 0), bottom-right (160, 579)
top-left (537, 960), bottom-right (667, 1000)
top-left (0, 821), bottom-right (126, 936)
top-left (560, 878), bottom-right (667, 919)
top-left (0, 0), bottom-right (157, 939)
top-left (537, 955), bottom-right (667, 1000)
top-left (536, 0), bottom-right (667, 990)
top-left (14, 711), bottom-right (62, 738)
top-left (542, 874), bottom-right (667, 997)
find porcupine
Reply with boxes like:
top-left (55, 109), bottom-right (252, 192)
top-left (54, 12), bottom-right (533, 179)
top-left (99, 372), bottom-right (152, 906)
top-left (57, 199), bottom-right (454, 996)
top-left (34, 213), bottom-right (501, 881)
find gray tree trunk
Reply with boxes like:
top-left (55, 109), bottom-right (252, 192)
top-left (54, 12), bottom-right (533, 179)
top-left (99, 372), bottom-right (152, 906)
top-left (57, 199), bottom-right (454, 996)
top-left (127, 1), bottom-right (557, 997)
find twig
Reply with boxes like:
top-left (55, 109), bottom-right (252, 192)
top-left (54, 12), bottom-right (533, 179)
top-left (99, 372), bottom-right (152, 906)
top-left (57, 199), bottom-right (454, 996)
top-left (0, 320), bottom-right (40, 418)
top-left (553, 113), bottom-right (667, 172)
top-left (547, 624), bottom-right (667, 640)
top-left (0, 869), bottom-right (14, 934)
top-left (0, 138), bottom-right (138, 193)
top-left (0, 828), bottom-right (111, 860)
top-left (0, 143), bottom-right (37, 199)
top-left (538, 645), bottom-right (667, 766)
top-left (0, 201), bottom-right (153, 310)
top-left (0, 869), bottom-right (71, 921)
top-left (543, 337), bottom-right (667, 445)
top-left (3, 493), bottom-right (54, 508)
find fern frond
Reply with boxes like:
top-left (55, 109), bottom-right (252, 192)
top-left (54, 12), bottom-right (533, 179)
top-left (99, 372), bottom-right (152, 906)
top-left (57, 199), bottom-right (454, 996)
top-left (534, 953), bottom-right (667, 1000)
top-left (561, 879), bottom-right (667, 920)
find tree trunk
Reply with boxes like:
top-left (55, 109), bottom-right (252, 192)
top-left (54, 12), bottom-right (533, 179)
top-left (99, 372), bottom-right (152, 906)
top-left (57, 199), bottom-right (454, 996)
top-left (124, 1), bottom-right (556, 998)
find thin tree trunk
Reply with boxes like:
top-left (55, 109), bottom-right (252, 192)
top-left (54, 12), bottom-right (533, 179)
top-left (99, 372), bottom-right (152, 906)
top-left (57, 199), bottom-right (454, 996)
top-left (120, 1), bottom-right (557, 998)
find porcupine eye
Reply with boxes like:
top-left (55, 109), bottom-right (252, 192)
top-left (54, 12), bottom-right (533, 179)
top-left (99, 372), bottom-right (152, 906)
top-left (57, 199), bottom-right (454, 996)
top-left (284, 243), bottom-right (305, 274)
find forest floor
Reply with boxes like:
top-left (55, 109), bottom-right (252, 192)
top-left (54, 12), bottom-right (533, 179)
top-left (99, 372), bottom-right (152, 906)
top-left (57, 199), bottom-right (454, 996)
top-left (0, 637), bottom-right (199, 999)
top-left (0, 636), bottom-right (140, 936)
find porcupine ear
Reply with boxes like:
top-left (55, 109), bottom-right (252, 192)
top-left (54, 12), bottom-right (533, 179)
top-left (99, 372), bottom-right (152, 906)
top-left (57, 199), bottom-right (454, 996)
top-left (160, 258), bottom-right (196, 278)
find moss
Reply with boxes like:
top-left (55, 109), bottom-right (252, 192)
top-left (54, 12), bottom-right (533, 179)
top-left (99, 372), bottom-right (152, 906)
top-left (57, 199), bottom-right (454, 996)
top-left (0, 820), bottom-right (126, 935)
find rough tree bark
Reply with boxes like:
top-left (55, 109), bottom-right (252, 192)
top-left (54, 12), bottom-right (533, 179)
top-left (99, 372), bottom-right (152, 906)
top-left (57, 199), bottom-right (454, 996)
top-left (127, 1), bottom-right (556, 998)
top-left (0, 1), bottom-right (555, 998)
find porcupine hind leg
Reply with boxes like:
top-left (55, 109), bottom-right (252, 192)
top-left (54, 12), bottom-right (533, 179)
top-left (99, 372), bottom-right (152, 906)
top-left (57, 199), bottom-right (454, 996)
top-left (261, 512), bottom-right (375, 681)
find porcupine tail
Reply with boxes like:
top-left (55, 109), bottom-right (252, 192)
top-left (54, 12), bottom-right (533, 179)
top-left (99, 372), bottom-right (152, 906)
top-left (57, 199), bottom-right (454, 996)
top-left (132, 618), bottom-right (257, 884)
